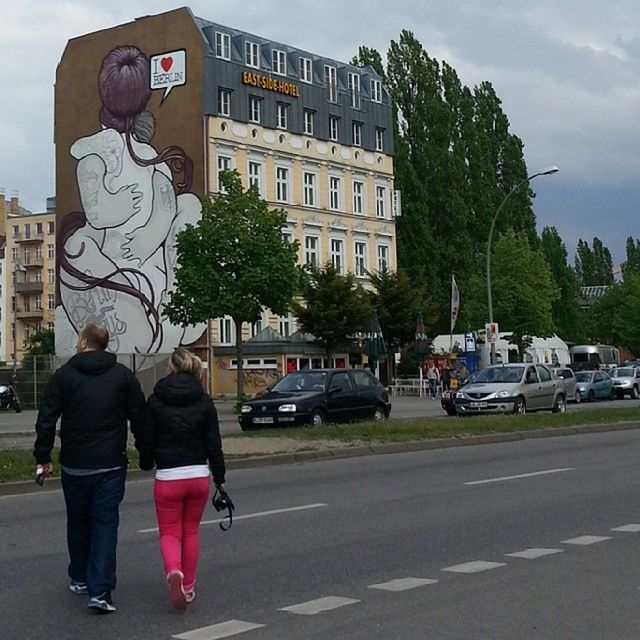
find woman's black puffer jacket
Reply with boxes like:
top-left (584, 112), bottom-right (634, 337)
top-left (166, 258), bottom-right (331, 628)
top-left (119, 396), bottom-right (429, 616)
top-left (144, 372), bottom-right (225, 485)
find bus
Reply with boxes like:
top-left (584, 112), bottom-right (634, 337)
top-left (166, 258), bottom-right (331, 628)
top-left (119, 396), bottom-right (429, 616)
top-left (569, 345), bottom-right (620, 370)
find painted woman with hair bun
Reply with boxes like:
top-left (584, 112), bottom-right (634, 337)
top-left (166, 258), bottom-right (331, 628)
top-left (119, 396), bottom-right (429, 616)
top-left (56, 45), bottom-right (204, 362)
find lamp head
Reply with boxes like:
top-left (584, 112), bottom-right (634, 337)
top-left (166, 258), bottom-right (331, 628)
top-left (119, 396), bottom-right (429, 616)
top-left (539, 165), bottom-right (559, 176)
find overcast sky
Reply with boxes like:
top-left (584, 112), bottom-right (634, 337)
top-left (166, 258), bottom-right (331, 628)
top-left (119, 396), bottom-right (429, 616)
top-left (2, 1), bottom-right (638, 263)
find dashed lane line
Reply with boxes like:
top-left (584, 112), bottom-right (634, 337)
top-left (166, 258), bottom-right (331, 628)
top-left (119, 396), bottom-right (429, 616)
top-left (172, 620), bottom-right (265, 640)
top-left (463, 467), bottom-right (575, 486)
top-left (505, 548), bottom-right (563, 559)
top-left (138, 503), bottom-right (328, 534)
top-left (368, 577), bottom-right (439, 592)
top-left (612, 524), bottom-right (640, 532)
top-left (279, 596), bottom-right (360, 615)
top-left (442, 561), bottom-right (506, 574)
top-left (561, 535), bottom-right (612, 545)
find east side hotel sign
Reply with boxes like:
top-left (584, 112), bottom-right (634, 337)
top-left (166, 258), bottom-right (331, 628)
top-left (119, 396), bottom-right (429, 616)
top-left (242, 71), bottom-right (300, 97)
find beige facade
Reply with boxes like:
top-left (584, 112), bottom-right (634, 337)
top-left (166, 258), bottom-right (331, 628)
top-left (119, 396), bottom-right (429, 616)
top-left (1, 198), bottom-right (56, 363)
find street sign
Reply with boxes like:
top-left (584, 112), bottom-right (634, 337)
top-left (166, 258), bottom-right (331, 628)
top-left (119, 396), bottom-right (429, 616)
top-left (464, 332), bottom-right (476, 352)
top-left (485, 323), bottom-right (498, 344)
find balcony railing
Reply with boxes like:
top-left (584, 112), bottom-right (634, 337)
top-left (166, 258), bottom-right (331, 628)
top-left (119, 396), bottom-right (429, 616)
top-left (13, 232), bottom-right (44, 243)
top-left (15, 281), bottom-right (44, 294)
top-left (21, 256), bottom-right (44, 267)
top-left (16, 308), bottom-right (44, 319)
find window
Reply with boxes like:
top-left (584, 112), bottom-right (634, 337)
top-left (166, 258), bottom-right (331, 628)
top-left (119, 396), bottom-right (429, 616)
top-left (36, 222), bottom-right (43, 236)
top-left (11, 248), bottom-right (18, 263)
top-left (250, 310), bottom-right (266, 338)
top-left (304, 236), bottom-right (319, 267)
top-left (248, 161), bottom-right (263, 196)
top-left (215, 32), bottom-right (231, 59)
top-left (47, 294), bottom-right (55, 310)
top-left (35, 294), bottom-right (42, 311)
top-left (279, 313), bottom-right (295, 337)
top-left (348, 72), bottom-right (361, 109)
top-left (329, 176), bottom-right (342, 210)
top-left (352, 181), bottom-right (364, 214)
top-left (35, 246), bottom-right (42, 260)
top-left (47, 269), bottom-right (54, 284)
top-left (34, 270), bottom-right (42, 283)
top-left (352, 369), bottom-right (377, 389)
top-left (272, 49), bottom-right (287, 75)
top-left (218, 88), bottom-right (231, 117)
top-left (245, 41), bottom-right (260, 68)
top-left (23, 248), bottom-right (30, 264)
top-left (537, 366), bottom-right (552, 382)
top-left (330, 238), bottom-right (344, 274)
top-left (375, 128), bottom-right (385, 152)
top-left (303, 172), bottom-right (316, 207)
top-left (282, 229), bottom-right (293, 244)
top-left (12, 225), bottom-right (18, 239)
top-left (24, 224), bottom-right (31, 239)
top-left (329, 116), bottom-right (339, 141)
top-left (330, 371), bottom-right (354, 393)
top-left (299, 57), bottom-right (312, 83)
top-left (47, 322), bottom-right (54, 331)
top-left (377, 245), bottom-right (389, 272)
top-left (324, 65), bottom-right (337, 102)
top-left (354, 241), bottom-right (367, 277)
top-left (352, 121), bottom-right (362, 147)
top-left (276, 103), bottom-right (288, 130)
top-left (303, 109), bottom-right (314, 135)
top-left (217, 155), bottom-right (232, 192)
top-left (376, 185), bottom-right (387, 218)
top-left (249, 96), bottom-right (261, 123)
top-left (371, 79), bottom-right (382, 103)
top-left (276, 166), bottom-right (290, 202)
top-left (217, 317), bottom-right (235, 345)
top-left (47, 221), bottom-right (54, 235)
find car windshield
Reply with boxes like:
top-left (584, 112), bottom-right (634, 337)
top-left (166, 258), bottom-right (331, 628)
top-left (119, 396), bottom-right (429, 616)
top-left (612, 368), bottom-right (635, 377)
top-left (272, 371), bottom-right (327, 393)
top-left (575, 372), bottom-right (594, 382)
top-left (474, 366), bottom-right (523, 384)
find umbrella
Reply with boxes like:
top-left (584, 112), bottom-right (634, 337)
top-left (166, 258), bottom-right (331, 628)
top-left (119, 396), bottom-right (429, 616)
top-left (364, 309), bottom-right (386, 369)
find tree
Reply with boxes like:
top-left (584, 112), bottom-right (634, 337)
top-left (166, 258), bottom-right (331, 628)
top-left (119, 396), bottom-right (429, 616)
top-left (165, 170), bottom-right (302, 399)
top-left (623, 236), bottom-right (640, 278)
top-left (540, 227), bottom-right (584, 342)
top-left (24, 330), bottom-right (55, 356)
top-left (575, 237), bottom-right (613, 286)
top-left (293, 264), bottom-right (370, 363)
top-left (490, 230), bottom-right (559, 355)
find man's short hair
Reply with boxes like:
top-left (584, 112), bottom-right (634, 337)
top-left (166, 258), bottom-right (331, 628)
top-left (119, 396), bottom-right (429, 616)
top-left (80, 324), bottom-right (109, 351)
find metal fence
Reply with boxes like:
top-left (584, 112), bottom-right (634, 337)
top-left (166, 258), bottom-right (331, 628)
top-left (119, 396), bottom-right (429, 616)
top-left (1, 353), bottom-right (174, 410)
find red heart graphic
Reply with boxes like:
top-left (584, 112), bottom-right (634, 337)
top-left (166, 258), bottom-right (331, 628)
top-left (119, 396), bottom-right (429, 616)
top-left (160, 57), bottom-right (173, 72)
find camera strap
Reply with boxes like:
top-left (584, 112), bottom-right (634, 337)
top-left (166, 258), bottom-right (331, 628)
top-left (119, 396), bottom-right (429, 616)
top-left (214, 487), bottom-right (235, 531)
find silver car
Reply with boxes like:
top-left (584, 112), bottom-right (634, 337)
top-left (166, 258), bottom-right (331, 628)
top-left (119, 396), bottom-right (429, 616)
top-left (454, 363), bottom-right (566, 415)
top-left (610, 366), bottom-right (640, 399)
top-left (553, 367), bottom-right (581, 403)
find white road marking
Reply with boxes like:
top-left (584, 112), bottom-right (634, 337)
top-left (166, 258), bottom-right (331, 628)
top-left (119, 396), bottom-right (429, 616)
top-left (138, 503), bottom-right (327, 534)
top-left (612, 524), bottom-right (640, 532)
top-left (369, 577), bottom-right (438, 591)
top-left (464, 468), bottom-right (575, 486)
top-left (561, 535), bottom-right (611, 545)
top-left (279, 596), bottom-right (360, 615)
top-left (442, 561), bottom-right (506, 574)
top-left (172, 620), bottom-right (265, 640)
top-left (505, 548), bottom-right (563, 559)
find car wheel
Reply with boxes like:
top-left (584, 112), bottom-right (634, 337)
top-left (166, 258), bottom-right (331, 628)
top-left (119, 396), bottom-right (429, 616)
top-left (445, 408), bottom-right (457, 416)
top-left (13, 402), bottom-right (21, 413)
top-left (552, 394), bottom-right (566, 414)
top-left (310, 409), bottom-right (326, 427)
top-left (588, 389), bottom-right (596, 402)
top-left (610, 388), bottom-right (617, 400)
top-left (574, 390), bottom-right (581, 404)
top-left (513, 396), bottom-right (526, 415)
top-left (632, 386), bottom-right (640, 400)
top-left (373, 405), bottom-right (387, 422)
top-left (617, 390), bottom-right (625, 400)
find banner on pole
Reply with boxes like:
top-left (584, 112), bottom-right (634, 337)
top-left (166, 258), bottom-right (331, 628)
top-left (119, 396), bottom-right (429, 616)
top-left (450, 275), bottom-right (460, 333)
top-left (485, 323), bottom-right (498, 344)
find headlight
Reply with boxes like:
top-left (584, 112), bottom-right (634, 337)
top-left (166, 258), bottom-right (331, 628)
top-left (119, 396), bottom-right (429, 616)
top-left (240, 405), bottom-right (253, 414)
top-left (495, 390), bottom-right (510, 398)
top-left (278, 404), bottom-right (297, 412)
top-left (455, 392), bottom-right (465, 399)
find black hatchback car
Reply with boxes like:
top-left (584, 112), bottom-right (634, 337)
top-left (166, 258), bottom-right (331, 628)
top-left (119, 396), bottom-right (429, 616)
top-left (238, 368), bottom-right (391, 430)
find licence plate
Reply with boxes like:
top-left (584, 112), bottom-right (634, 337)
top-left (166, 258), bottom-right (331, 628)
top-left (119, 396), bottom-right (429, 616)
top-left (253, 417), bottom-right (274, 424)
top-left (470, 401), bottom-right (488, 408)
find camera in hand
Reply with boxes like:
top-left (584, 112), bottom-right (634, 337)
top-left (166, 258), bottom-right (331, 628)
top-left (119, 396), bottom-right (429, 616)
top-left (212, 486), bottom-right (235, 531)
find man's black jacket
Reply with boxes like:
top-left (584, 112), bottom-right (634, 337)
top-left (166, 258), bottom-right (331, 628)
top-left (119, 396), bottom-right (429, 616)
top-left (33, 350), bottom-right (150, 469)
top-left (143, 372), bottom-right (225, 485)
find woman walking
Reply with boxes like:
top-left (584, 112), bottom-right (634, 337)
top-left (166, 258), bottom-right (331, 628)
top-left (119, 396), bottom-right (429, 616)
top-left (143, 348), bottom-right (226, 611)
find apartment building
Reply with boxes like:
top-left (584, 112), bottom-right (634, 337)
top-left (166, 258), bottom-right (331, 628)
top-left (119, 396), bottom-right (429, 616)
top-left (55, 8), bottom-right (396, 393)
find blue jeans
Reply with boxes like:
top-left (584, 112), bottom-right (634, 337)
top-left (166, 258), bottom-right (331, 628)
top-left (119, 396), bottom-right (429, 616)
top-left (61, 468), bottom-right (126, 597)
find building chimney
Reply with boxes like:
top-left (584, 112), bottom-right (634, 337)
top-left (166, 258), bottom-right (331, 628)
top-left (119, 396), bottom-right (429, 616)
top-left (10, 189), bottom-right (19, 215)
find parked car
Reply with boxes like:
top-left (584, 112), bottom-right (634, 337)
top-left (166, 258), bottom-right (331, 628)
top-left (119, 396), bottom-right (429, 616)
top-left (0, 382), bottom-right (21, 412)
top-left (610, 366), bottom-right (640, 399)
top-left (574, 370), bottom-right (615, 402)
top-left (453, 363), bottom-right (566, 415)
top-left (441, 371), bottom-right (478, 416)
top-left (553, 367), bottom-right (581, 403)
top-left (238, 368), bottom-right (391, 430)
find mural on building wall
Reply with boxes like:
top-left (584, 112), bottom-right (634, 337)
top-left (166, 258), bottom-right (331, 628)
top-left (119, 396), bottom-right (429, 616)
top-left (55, 45), bottom-right (204, 361)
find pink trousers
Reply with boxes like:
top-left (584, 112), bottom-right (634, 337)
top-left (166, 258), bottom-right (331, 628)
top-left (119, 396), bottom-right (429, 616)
top-left (154, 477), bottom-right (210, 591)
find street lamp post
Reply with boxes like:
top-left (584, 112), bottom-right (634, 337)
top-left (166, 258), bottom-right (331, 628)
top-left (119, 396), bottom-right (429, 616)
top-left (486, 166), bottom-right (559, 365)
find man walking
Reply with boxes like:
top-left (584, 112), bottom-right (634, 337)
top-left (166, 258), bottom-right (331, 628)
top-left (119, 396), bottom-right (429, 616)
top-left (33, 323), bottom-right (150, 614)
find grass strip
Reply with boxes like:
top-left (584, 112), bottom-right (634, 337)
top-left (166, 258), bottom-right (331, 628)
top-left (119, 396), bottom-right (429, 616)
top-left (233, 407), bottom-right (640, 443)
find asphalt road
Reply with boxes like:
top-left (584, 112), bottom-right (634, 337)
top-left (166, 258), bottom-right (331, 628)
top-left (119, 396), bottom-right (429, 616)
top-left (1, 395), bottom-right (637, 449)
top-left (3, 427), bottom-right (640, 639)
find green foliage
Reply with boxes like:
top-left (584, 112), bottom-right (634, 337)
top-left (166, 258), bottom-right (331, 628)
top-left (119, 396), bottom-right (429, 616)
top-left (165, 170), bottom-right (302, 398)
top-left (23, 330), bottom-right (55, 356)
top-left (293, 264), bottom-right (371, 360)
top-left (490, 230), bottom-right (559, 354)
top-left (575, 237), bottom-right (614, 286)
top-left (623, 236), bottom-right (640, 278)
